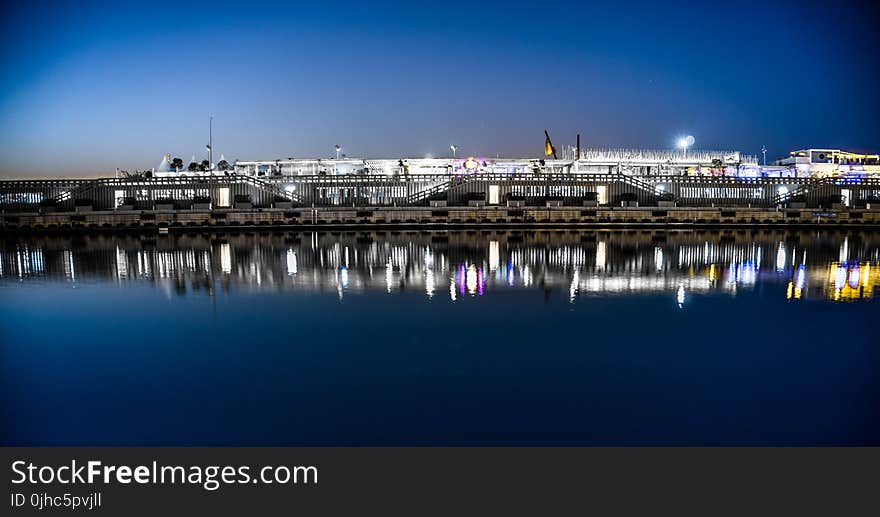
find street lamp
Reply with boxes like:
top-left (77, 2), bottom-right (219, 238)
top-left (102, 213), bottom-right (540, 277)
top-left (450, 144), bottom-right (458, 159)
top-left (761, 146), bottom-right (767, 166)
top-left (677, 135), bottom-right (694, 158)
top-left (335, 145), bottom-right (341, 160)
top-left (206, 115), bottom-right (213, 175)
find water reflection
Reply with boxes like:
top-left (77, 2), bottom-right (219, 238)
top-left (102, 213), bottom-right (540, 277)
top-left (1, 230), bottom-right (878, 303)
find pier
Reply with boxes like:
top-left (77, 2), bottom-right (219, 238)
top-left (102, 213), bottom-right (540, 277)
top-left (2, 173), bottom-right (879, 232)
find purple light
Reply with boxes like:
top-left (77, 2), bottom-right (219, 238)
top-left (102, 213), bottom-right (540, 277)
top-left (848, 265), bottom-right (861, 289)
top-left (458, 264), bottom-right (466, 294)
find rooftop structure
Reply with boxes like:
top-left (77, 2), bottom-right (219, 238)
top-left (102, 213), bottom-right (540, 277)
top-left (207, 148), bottom-right (757, 178)
top-left (151, 147), bottom-right (878, 180)
top-left (776, 149), bottom-right (880, 166)
top-left (773, 149), bottom-right (880, 177)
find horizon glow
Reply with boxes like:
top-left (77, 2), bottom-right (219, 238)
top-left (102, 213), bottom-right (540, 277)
top-left (1, 0), bottom-right (878, 178)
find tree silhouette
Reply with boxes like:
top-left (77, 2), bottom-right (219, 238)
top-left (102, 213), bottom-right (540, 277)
top-left (171, 157), bottom-right (184, 171)
top-left (199, 160), bottom-right (210, 172)
top-left (187, 162), bottom-right (200, 172)
top-left (217, 159), bottom-right (230, 171)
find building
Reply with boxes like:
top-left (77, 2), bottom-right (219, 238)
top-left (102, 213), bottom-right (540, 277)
top-left (149, 147), bottom-right (878, 180)
top-left (773, 149), bottom-right (880, 177)
top-left (220, 148), bottom-right (755, 178)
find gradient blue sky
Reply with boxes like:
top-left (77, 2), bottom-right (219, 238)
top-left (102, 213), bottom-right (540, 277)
top-left (1, 0), bottom-right (878, 177)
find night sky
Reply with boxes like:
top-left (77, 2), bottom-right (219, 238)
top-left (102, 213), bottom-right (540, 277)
top-left (1, 0), bottom-right (878, 177)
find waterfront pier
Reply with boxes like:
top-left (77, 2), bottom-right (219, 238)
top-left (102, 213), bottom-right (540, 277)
top-left (3, 163), bottom-right (879, 232)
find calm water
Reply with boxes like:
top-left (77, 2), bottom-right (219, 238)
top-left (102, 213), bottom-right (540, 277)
top-left (1, 229), bottom-right (878, 445)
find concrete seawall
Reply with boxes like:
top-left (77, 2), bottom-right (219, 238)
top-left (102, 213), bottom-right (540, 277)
top-left (3, 206), bottom-right (880, 233)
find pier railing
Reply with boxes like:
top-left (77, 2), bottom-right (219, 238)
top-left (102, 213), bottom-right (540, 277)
top-left (0, 175), bottom-right (296, 212)
top-left (2, 173), bottom-right (879, 212)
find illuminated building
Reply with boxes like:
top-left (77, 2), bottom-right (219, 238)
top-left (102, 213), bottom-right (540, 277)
top-left (149, 146), bottom-right (878, 181)
top-left (772, 149), bottom-right (880, 178)
top-left (157, 148), bottom-right (757, 178)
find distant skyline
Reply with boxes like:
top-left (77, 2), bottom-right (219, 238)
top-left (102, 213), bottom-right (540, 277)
top-left (1, 0), bottom-right (879, 177)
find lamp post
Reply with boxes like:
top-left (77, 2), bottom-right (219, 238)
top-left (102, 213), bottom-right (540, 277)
top-left (762, 146), bottom-right (767, 166)
top-left (450, 144), bottom-right (458, 159)
top-left (206, 116), bottom-right (213, 175)
top-left (335, 145), bottom-right (341, 160)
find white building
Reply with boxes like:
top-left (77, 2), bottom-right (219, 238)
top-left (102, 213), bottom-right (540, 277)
top-left (772, 149), bottom-right (880, 177)
top-left (223, 148), bottom-right (755, 178)
top-left (150, 147), bottom-right (878, 179)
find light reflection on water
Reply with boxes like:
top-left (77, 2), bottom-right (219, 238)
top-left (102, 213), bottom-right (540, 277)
top-left (1, 230), bottom-right (878, 304)
top-left (2, 229), bottom-right (880, 446)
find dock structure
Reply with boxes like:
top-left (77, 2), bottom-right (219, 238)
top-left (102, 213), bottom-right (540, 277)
top-left (1, 172), bottom-right (879, 213)
top-left (3, 145), bottom-right (880, 232)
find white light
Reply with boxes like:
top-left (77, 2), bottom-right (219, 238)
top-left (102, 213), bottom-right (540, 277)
top-left (834, 265), bottom-right (846, 289)
top-left (466, 264), bottom-right (478, 294)
top-left (385, 260), bottom-right (394, 293)
top-left (220, 243), bottom-right (232, 274)
top-left (654, 247), bottom-right (664, 272)
top-left (595, 241), bottom-right (607, 271)
top-left (425, 270), bottom-right (435, 298)
top-left (677, 135), bottom-right (694, 152)
top-left (340, 266), bottom-right (349, 289)
top-left (284, 249), bottom-right (297, 276)
top-left (775, 243), bottom-right (787, 272)
top-left (489, 241), bottom-right (500, 270)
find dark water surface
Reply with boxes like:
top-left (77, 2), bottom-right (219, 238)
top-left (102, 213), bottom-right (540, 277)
top-left (1, 229), bottom-right (878, 445)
